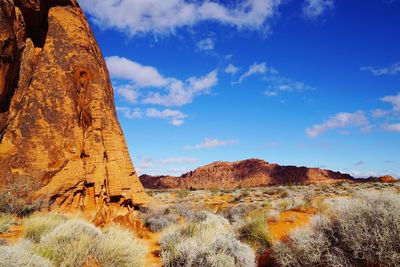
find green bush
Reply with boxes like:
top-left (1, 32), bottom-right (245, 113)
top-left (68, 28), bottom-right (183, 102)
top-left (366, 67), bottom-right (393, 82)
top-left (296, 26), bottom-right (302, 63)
top-left (237, 213), bottom-right (271, 253)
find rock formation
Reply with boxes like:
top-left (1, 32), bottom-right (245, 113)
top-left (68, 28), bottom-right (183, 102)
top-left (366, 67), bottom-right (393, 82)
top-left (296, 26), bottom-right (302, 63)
top-left (0, 0), bottom-right (147, 211)
top-left (139, 159), bottom-right (354, 189)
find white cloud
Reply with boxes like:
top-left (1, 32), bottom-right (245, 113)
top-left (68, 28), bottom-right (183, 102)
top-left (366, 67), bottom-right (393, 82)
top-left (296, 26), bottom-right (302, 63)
top-left (146, 108), bottom-right (188, 126)
top-left (116, 107), bottom-right (143, 119)
top-left (116, 84), bottom-right (139, 104)
top-left (306, 111), bottom-right (370, 138)
top-left (143, 70), bottom-right (218, 106)
top-left (106, 56), bottom-right (167, 87)
top-left (361, 62), bottom-right (400, 76)
top-left (197, 38), bottom-right (215, 51)
top-left (117, 107), bottom-right (188, 126)
top-left (381, 92), bottom-right (400, 112)
top-left (224, 64), bottom-right (240, 75)
top-left (302, 0), bottom-right (334, 18)
top-left (80, 0), bottom-right (282, 37)
top-left (107, 56), bottom-right (218, 106)
top-left (237, 62), bottom-right (267, 83)
top-left (185, 138), bottom-right (239, 149)
top-left (383, 123), bottom-right (400, 132)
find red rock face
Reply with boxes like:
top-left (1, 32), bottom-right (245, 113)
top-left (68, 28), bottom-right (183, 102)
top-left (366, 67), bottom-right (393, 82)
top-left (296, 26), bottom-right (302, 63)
top-left (0, 0), bottom-right (147, 210)
top-left (139, 159), bottom-right (354, 189)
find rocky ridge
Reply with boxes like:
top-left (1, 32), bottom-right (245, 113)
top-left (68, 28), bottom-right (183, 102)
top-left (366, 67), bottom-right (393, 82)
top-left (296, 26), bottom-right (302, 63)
top-left (140, 159), bottom-right (356, 189)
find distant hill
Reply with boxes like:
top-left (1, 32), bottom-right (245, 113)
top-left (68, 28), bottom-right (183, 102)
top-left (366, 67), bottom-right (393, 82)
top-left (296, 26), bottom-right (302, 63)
top-left (139, 158), bottom-right (356, 189)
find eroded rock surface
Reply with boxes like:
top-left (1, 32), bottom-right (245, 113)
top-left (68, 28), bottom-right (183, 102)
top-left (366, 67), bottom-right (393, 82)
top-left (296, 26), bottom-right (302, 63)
top-left (140, 159), bottom-right (354, 189)
top-left (0, 0), bottom-right (147, 210)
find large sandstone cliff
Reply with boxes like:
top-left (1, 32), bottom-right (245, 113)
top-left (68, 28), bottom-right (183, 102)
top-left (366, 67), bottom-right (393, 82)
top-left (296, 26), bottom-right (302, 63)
top-left (140, 159), bottom-right (354, 189)
top-left (0, 0), bottom-right (147, 211)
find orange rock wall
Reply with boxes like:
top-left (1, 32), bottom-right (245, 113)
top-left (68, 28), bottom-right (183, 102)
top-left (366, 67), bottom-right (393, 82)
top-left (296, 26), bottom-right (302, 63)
top-left (0, 0), bottom-right (147, 211)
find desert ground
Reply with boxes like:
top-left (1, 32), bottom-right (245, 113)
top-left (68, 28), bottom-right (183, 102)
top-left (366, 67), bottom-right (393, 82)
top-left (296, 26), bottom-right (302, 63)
top-left (1, 181), bottom-right (399, 266)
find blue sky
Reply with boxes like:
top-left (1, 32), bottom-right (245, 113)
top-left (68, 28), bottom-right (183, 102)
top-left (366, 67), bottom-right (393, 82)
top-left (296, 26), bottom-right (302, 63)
top-left (80, 0), bottom-right (400, 178)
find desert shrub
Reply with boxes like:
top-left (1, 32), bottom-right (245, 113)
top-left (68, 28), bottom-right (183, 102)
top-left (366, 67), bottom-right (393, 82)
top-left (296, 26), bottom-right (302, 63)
top-left (176, 190), bottom-right (190, 198)
top-left (240, 190), bottom-right (250, 198)
top-left (237, 213), bottom-right (271, 253)
top-left (0, 176), bottom-right (43, 216)
top-left (271, 192), bottom-right (400, 267)
top-left (186, 211), bottom-right (231, 228)
top-left (272, 199), bottom-right (291, 211)
top-left (261, 201), bottom-right (272, 208)
top-left (37, 219), bottom-right (101, 267)
top-left (94, 226), bottom-right (148, 267)
top-left (170, 203), bottom-right (196, 218)
top-left (160, 212), bottom-right (255, 267)
top-left (0, 214), bottom-right (16, 234)
top-left (272, 197), bottom-right (306, 212)
top-left (145, 214), bottom-right (178, 232)
top-left (24, 213), bottom-right (68, 242)
top-left (221, 204), bottom-right (258, 224)
top-left (0, 241), bottom-right (53, 267)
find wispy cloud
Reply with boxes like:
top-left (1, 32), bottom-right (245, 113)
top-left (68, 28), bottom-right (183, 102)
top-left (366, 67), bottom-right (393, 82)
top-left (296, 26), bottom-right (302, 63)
top-left (237, 62), bottom-right (267, 83)
top-left (136, 156), bottom-right (198, 175)
top-left (117, 107), bottom-right (188, 126)
top-left (264, 91), bottom-right (278, 97)
top-left (81, 0), bottom-right (282, 37)
top-left (117, 107), bottom-right (143, 119)
top-left (371, 109), bottom-right (390, 118)
top-left (354, 161), bottom-right (365, 166)
top-left (185, 138), bottom-right (239, 149)
top-left (373, 92), bottom-right (400, 132)
top-left (234, 61), bottom-right (314, 96)
top-left (361, 62), bottom-right (400, 76)
top-left (308, 92), bottom-right (400, 137)
top-left (383, 123), bottom-right (400, 132)
top-left (197, 38), bottom-right (215, 51)
top-left (224, 64), bottom-right (240, 75)
top-left (306, 111), bottom-right (370, 138)
top-left (158, 157), bottom-right (198, 164)
top-left (302, 0), bottom-right (334, 19)
top-left (107, 56), bottom-right (218, 107)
